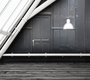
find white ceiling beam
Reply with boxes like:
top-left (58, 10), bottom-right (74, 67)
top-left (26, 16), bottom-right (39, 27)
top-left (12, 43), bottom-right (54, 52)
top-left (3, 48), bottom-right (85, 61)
top-left (28, 0), bottom-right (56, 20)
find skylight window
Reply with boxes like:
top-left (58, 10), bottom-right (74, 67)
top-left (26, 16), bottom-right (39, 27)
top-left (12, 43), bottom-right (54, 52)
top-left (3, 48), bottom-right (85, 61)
top-left (0, 0), bottom-right (10, 14)
top-left (0, 0), bottom-right (33, 47)
top-left (0, 34), bottom-right (6, 45)
top-left (2, 0), bottom-right (29, 32)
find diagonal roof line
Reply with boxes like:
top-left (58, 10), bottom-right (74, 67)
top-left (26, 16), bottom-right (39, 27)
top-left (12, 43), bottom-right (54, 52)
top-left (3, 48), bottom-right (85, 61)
top-left (0, 0), bottom-right (56, 59)
top-left (0, 0), bottom-right (38, 58)
top-left (28, 0), bottom-right (56, 20)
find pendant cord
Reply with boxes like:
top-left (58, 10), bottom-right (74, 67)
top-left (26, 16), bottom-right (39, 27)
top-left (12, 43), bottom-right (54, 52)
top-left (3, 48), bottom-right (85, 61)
top-left (68, 0), bottom-right (69, 19)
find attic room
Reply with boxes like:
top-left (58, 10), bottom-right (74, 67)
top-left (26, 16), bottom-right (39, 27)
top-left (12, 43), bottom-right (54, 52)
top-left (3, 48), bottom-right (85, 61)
top-left (0, 0), bottom-right (90, 80)
top-left (5, 0), bottom-right (89, 53)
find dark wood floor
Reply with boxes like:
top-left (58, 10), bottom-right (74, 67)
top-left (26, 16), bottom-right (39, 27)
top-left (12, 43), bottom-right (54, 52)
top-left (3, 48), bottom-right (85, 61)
top-left (0, 62), bottom-right (90, 80)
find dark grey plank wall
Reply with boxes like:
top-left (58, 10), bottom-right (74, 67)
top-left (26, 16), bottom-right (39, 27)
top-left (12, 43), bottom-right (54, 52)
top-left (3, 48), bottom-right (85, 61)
top-left (6, 0), bottom-right (90, 53)
top-left (52, 0), bottom-right (76, 52)
top-left (75, 0), bottom-right (85, 52)
top-left (85, 0), bottom-right (90, 52)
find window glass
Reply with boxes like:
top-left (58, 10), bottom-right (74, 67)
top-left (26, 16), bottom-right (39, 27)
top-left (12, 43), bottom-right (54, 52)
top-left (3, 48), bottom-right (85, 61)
top-left (0, 0), bottom-right (9, 14)
top-left (2, 0), bottom-right (29, 32)
top-left (0, 0), bottom-right (32, 47)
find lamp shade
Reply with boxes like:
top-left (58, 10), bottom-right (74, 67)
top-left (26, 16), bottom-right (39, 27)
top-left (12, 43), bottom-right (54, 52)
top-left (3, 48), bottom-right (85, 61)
top-left (63, 19), bottom-right (74, 30)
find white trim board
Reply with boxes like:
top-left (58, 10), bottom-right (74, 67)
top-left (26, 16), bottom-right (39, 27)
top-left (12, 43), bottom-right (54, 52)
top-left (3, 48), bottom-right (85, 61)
top-left (3, 53), bottom-right (90, 57)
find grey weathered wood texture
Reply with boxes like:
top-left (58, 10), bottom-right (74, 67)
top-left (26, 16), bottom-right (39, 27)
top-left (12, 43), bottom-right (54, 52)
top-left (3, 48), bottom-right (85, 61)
top-left (0, 62), bottom-right (90, 80)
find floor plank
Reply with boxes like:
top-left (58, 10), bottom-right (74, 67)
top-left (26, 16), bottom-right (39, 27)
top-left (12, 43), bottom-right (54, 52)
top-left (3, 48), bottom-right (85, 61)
top-left (0, 62), bottom-right (90, 80)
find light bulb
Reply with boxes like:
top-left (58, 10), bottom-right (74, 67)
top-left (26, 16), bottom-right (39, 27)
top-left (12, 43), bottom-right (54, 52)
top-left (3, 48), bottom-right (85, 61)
top-left (63, 19), bottom-right (74, 29)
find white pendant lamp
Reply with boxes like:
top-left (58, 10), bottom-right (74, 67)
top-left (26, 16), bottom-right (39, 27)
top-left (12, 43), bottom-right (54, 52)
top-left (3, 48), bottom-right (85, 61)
top-left (63, 0), bottom-right (74, 29)
top-left (63, 18), bottom-right (74, 29)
